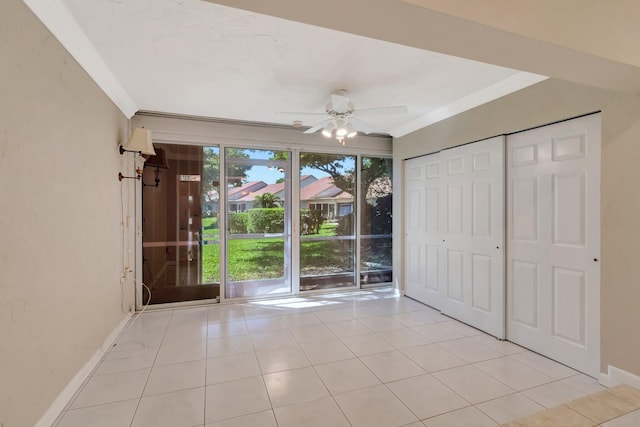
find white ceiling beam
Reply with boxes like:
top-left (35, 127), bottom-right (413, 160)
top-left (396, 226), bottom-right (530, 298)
top-left (209, 0), bottom-right (640, 94)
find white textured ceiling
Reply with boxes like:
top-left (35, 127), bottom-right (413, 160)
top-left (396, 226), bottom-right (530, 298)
top-left (54, 0), bottom-right (546, 137)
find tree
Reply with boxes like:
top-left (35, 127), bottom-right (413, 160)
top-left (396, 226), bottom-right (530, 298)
top-left (202, 147), bottom-right (253, 195)
top-left (202, 148), bottom-right (253, 209)
top-left (254, 192), bottom-right (282, 208)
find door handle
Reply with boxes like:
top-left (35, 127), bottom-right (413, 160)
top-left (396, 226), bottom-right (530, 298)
top-left (594, 258), bottom-right (599, 262)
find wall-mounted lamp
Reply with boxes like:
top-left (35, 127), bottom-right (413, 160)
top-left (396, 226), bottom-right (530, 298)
top-left (118, 128), bottom-right (156, 181)
top-left (143, 147), bottom-right (169, 188)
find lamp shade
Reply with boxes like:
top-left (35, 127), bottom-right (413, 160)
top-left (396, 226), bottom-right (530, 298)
top-left (123, 128), bottom-right (156, 155)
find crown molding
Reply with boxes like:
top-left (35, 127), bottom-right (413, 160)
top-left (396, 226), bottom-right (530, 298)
top-left (390, 72), bottom-right (548, 138)
top-left (22, 0), bottom-right (138, 118)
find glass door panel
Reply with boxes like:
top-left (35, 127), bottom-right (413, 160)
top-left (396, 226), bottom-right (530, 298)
top-left (360, 157), bottom-right (393, 286)
top-left (299, 153), bottom-right (356, 291)
top-left (225, 148), bottom-right (291, 298)
top-left (142, 144), bottom-right (221, 304)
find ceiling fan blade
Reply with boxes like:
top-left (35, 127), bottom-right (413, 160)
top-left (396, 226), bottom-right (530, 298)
top-left (350, 117), bottom-right (379, 134)
top-left (303, 119), bottom-right (330, 134)
top-left (276, 111), bottom-right (327, 117)
top-left (356, 105), bottom-right (408, 117)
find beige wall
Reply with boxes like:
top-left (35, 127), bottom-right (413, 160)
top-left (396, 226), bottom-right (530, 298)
top-left (0, 1), bottom-right (131, 426)
top-left (393, 78), bottom-right (640, 377)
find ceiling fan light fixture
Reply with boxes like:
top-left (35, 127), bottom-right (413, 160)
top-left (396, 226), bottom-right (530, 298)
top-left (345, 122), bottom-right (357, 138)
top-left (335, 119), bottom-right (348, 138)
top-left (321, 122), bottom-right (335, 138)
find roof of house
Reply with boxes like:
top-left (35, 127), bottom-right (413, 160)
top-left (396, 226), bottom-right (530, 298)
top-left (227, 181), bottom-right (267, 201)
top-left (300, 176), bottom-right (351, 201)
top-left (237, 182), bottom-right (285, 202)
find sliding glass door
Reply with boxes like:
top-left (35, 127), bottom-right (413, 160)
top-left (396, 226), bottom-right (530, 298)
top-left (142, 143), bottom-right (391, 305)
top-left (225, 148), bottom-right (292, 298)
top-left (299, 153), bottom-right (357, 291)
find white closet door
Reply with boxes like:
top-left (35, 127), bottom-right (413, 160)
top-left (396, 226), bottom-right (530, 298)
top-left (507, 114), bottom-right (600, 376)
top-left (441, 136), bottom-right (505, 338)
top-left (404, 153), bottom-right (444, 310)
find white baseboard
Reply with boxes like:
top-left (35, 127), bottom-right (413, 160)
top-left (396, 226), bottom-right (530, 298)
top-left (35, 313), bottom-right (132, 427)
top-left (599, 365), bottom-right (640, 389)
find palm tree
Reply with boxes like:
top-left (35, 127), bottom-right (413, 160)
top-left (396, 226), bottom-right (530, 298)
top-left (254, 192), bottom-right (281, 208)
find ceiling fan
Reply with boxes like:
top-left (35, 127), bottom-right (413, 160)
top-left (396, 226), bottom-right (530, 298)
top-left (281, 90), bottom-right (407, 146)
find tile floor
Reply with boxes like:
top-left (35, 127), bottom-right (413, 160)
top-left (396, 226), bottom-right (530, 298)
top-left (53, 288), bottom-right (638, 427)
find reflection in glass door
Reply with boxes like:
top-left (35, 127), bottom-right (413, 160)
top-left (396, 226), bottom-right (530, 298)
top-left (225, 148), bottom-right (291, 298)
top-left (360, 157), bottom-right (393, 286)
top-left (299, 153), bottom-right (356, 291)
top-left (142, 144), bottom-right (221, 304)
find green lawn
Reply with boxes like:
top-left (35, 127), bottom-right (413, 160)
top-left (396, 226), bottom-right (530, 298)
top-left (199, 219), bottom-right (386, 283)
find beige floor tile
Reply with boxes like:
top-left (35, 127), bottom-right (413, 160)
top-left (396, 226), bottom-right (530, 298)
top-left (56, 399), bottom-right (138, 427)
top-left (204, 376), bottom-right (271, 424)
top-left (401, 344), bottom-right (466, 372)
top-left (145, 359), bottom-right (206, 396)
top-left (432, 365), bottom-right (515, 404)
top-left (566, 390), bottom-right (639, 424)
top-left (204, 410), bottom-right (277, 427)
top-left (206, 352), bottom-right (261, 384)
top-left (386, 374), bottom-right (469, 419)
top-left (440, 320), bottom-right (484, 337)
top-left (521, 381), bottom-right (586, 408)
top-left (606, 384), bottom-right (640, 406)
top-left (206, 334), bottom-right (254, 358)
top-left (474, 357), bottom-right (554, 391)
top-left (339, 333), bottom-right (395, 356)
top-left (313, 358), bottom-right (381, 395)
top-left (561, 374), bottom-right (606, 394)
top-left (601, 409), bottom-right (640, 427)
top-left (359, 350), bottom-right (426, 383)
top-left (334, 384), bottom-right (418, 427)
top-left (255, 344), bottom-right (310, 374)
top-left (424, 406), bottom-right (498, 427)
top-left (324, 319), bottom-right (372, 337)
top-left (476, 393), bottom-right (544, 425)
top-left (439, 338), bottom-right (503, 363)
top-left (70, 368), bottom-right (149, 409)
top-left (514, 405), bottom-right (595, 427)
top-left (273, 396), bottom-right (350, 427)
top-left (289, 323), bottom-right (336, 343)
top-left (376, 328), bottom-right (432, 349)
top-left (390, 310), bottom-right (436, 327)
top-left (411, 323), bottom-right (466, 342)
top-left (509, 352), bottom-right (577, 380)
top-left (263, 366), bottom-right (329, 408)
top-left (132, 387), bottom-right (204, 427)
top-left (473, 335), bottom-right (526, 356)
top-left (300, 338), bottom-right (355, 365)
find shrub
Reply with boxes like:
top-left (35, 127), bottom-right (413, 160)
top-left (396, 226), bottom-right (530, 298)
top-left (336, 212), bottom-right (354, 236)
top-left (227, 212), bottom-right (248, 234)
top-left (300, 208), bottom-right (325, 235)
top-left (248, 208), bottom-right (285, 233)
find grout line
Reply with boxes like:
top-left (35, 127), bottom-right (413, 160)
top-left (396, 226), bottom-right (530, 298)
top-left (128, 308), bottom-right (174, 427)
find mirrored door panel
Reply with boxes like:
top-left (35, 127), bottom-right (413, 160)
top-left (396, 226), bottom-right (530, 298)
top-left (142, 144), bottom-right (221, 304)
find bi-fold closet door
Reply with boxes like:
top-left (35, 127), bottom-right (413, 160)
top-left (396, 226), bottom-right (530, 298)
top-left (404, 114), bottom-right (601, 376)
top-left (506, 114), bottom-right (601, 377)
top-left (404, 136), bottom-right (505, 339)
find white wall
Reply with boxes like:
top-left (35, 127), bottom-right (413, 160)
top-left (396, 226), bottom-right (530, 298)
top-left (0, 1), bottom-right (131, 425)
